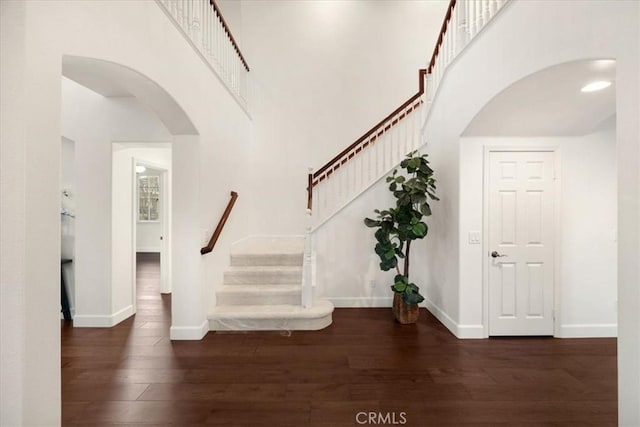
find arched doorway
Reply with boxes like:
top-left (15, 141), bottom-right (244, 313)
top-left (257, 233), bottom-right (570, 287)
top-left (61, 56), bottom-right (198, 328)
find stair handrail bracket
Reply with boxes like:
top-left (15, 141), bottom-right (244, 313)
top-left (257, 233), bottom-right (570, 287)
top-left (201, 191), bottom-right (238, 255)
top-left (157, 0), bottom-right (250, 113)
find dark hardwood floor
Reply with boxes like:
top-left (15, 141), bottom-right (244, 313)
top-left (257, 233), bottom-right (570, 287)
top-left (62, 253), bottom-right (617, 426)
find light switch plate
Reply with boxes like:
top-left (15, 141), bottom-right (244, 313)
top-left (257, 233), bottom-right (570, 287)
top-left (468, 231), bottom-right (481, 244)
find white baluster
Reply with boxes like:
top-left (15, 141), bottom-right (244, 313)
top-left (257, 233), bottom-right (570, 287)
top-left (183, 0), bottom-right (188, 29)
top-left (201, 1), bottom-right (207, 54)
top-left (214, 10), bottom-right (219, 65)
top-left (302, 208), bottom-right (313, 308)
top-left (317, 182), bottom-right (323, 222)
top-left (192, 0), bottom-right (202, 49)
top-left (358, 148), bottom-right (365, 193)
top-left (469, 0), bottom-right (476, 38)
top-left (384, 125), bottom-right (390, 172)
top-left (483, 0), bottom-right (490, 27)
top-left (451, 6), bottom-right (457, 57)
top-left (394, 115), bottom-right (400, 165)
top-left (334, 165), bottom-right (341, 212)
top-left (411, 103), bottom-right (417, 152)
top-left (402, 107), bottom-right (408, 159)
top-left (447, 21), bottom-right (453, 66)
top-left (176, 0), bottom-right (183, 29)
top-left (209, 7), bottom-right (214, 62)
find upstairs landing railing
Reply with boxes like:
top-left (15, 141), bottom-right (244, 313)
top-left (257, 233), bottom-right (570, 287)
top-left (424, 0), bottom-right (509, 116)
top-left (158, 0), bottom-right (250, 110)
top-left (302, 0), bottom-right (510, 309)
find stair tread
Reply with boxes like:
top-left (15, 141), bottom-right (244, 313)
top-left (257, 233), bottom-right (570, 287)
top-left (217, 284), bottom-right (301, 293)
top-left (226, 266), bottom-right (302, 271)
top-left (232, 238), bottom-right (304, 255)
top-left (209, 300), bottom-right (334, 319)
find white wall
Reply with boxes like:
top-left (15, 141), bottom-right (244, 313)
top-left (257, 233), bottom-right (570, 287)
top-left (314, 173), bottom-right (398, 306)
top-left (241, 0), bottom-right (449, 235)
top-left (1, 2), bottom-right (29, 424)
top-left (137, 223), bottom-right (162, 252)
top-left (459, 120), bottom-right (617, 338)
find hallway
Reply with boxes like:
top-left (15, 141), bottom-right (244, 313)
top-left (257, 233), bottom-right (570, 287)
top-left (61, 254), bottom-right (617, 426)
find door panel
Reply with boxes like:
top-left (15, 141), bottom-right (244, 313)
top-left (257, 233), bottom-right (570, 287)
top-left (488, 151), bottom-right (555, 336)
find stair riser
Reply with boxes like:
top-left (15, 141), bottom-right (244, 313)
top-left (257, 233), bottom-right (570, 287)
top-left (224, 270), bottom-right (302, 285)
top-left (216, 292), bottom-right (301, 306)
top-left (230, 253), bottom-right (303, 267)
top-left (209, 315), bottom-right (332, 331)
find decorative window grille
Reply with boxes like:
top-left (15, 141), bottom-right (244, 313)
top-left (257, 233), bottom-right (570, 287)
top-left (138, 175), bottom-right (160, 222)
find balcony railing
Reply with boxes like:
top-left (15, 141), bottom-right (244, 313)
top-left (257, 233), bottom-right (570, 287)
top-left (158, 0), bottom-right (250, 111)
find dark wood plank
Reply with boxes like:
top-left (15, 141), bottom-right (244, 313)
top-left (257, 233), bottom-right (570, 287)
top-left (62, 253), bottom-right (618, 426)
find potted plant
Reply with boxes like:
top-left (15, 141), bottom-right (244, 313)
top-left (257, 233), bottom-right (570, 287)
top-left (364, 151), bottom-right (438, 324)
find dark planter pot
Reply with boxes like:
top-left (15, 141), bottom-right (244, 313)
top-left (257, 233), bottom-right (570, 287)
top-left (392, 293), bottom-right (419, 324)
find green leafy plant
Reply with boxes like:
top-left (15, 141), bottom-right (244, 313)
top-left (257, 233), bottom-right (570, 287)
top-left (364, 151), bottom-right (438, 304)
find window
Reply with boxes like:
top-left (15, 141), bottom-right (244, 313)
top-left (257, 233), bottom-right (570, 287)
top-left (138, 175), bottom-right (160, 221)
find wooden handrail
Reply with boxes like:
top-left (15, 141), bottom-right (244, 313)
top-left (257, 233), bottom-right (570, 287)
top-left (312, 68), bottom-right (427, 181)
top-left (307, 0), bottom-right (458, 209)
top-left (210, 0), bottom-right (250, 72)
top-left (427, 0), bottom-right (457, 74)
top-left (201, 191), bottom-right (238, 255)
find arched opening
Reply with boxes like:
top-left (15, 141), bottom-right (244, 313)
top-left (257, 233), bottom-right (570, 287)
top-left (461, 59), bottom-right (618, 338)
top-left (60, 56), bottom-right (198, 330)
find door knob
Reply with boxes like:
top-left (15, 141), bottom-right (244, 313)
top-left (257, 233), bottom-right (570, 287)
top-left (491, 251), bottom-right (507, 258)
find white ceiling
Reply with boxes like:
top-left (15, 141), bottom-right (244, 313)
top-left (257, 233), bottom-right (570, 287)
top-left (464, 59), bottom-right (616, 137)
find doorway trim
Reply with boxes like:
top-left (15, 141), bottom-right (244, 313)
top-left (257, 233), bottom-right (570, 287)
top-left (482, 145), bottom-right (562, 338)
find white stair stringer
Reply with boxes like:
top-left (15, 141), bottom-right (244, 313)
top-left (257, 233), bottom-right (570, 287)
top-left (209, 237), bottom-right (333, 332)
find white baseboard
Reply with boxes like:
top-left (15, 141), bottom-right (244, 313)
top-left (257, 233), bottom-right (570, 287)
top-left (170, 320), bottom-right (208, 340)
top-left (457, 323), bottom-right (485, 339)
top-left (328, 297), bottom-right (393, 308)
top-left (136, 247), bottom-right (160, 253)
top-left (424, 299), bottom-right (458, 336)
top-left (73, 305), bottom-right (134, 327)
top-left (111, 305), bottom-right (135, 326)
top-left (558, 323), bottom-right (617, 338)
top-left (424, 299), bottom-right (485, 339)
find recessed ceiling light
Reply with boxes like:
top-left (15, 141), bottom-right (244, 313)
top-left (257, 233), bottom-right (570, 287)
top-left (136, 165), bottom-right (146, 173)
top-left (581, 81), bottom-right (612, 92)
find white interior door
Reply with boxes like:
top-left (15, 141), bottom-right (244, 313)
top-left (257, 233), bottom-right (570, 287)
top-left (487, 150), bottom-right (556, 336)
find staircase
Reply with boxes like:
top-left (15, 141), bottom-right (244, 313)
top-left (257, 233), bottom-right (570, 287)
top-left (208, 237), bottom-right (334, 331)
